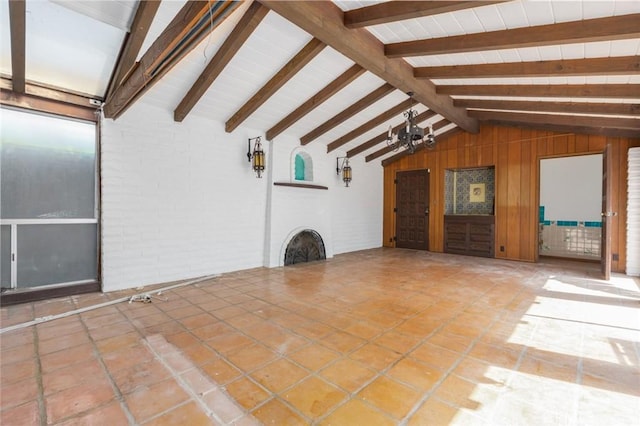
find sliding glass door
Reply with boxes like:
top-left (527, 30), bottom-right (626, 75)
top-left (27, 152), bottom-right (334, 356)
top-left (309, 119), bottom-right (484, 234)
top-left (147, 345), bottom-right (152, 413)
top-left (0, 108), bottom-right (98, 290)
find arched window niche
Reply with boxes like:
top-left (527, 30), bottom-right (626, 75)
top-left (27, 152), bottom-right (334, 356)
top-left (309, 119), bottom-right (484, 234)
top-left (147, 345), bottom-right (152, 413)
top-left (291, 149), bottom-right (314, 182)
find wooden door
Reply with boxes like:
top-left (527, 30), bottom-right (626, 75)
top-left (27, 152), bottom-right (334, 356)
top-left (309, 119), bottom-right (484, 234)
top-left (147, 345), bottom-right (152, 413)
top-left (601, 144), bottom-right (613, 280)
top-left (396, 169), bottom-right (429, 250)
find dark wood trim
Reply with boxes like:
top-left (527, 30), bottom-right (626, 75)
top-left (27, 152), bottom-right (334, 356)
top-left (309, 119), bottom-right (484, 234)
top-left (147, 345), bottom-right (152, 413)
top-left (415, 56), bottom-right (640, 78)
top-left (327, 99), bottom-right (412, 153)
top-left (344, 1), bottom-right (503, 29)
top-left (0, 282), bottom-right (101, 307)
top-left (454, 99), bottom-right (640, 116)
top-left (174, 2), bottom-right (269, 122)
top-left (266, 64), bottom-right (365, 140)
top-left (258, 0), bottom-right (478, 133)
top-left (301, 83), bottom-right (394, 145)
top-left (437, 84), bottom-right (640, 98)
top-left (104, 1), bottom-right (241, 119)
top-left (106, 0), bottom-right (161, 101)
top-left (225, 38), bottom-right (326, 133)
top-left (347, 110), bottom-right (437, 157)
top-left (1, 89), bottom-right (98, 122)
top-left (385, 14), bottom-right (640, 58)
top-left (8, 0), bottom-right (25, 93)
top-left (274, 182), bottom-right (328, 190)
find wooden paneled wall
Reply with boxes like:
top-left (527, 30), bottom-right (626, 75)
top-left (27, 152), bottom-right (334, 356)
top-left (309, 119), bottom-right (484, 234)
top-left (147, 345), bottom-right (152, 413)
top-left (383, 124), bottom-right (640, 273)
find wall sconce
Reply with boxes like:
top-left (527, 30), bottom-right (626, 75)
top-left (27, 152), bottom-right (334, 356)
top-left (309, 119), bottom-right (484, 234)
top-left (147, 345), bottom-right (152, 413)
top-left (247, 136), bottom-right (265, 178)
top-left (336, 156), bottom-right (352, 187)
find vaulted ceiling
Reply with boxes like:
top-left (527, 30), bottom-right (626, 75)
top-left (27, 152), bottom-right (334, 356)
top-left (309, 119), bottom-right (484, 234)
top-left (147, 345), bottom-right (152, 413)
top-left (2, 0), bottom-right (639, 165)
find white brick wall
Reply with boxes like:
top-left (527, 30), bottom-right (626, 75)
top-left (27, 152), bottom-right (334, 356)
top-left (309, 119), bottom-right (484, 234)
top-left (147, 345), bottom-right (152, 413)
top-left (101, 101), bottom-right (382, 291)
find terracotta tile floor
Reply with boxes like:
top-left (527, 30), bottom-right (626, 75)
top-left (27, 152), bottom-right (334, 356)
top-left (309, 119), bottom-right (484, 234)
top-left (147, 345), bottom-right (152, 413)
top-left (1, 248), bottom-right (639, 425)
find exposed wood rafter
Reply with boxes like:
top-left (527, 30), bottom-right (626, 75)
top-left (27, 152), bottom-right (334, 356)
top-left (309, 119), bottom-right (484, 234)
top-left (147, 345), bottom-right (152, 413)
top-left (343, 1), bottom-right (504, 29)
top-left (0, 89), bottom-right (98, 122)
top-left (438, 84), bottom-right (640, 98)
top-left (416, 56), bottom-right (640, 79)
top-left (468, 110), bottom-right (640, 138)
top-left (301, 83), bottom-right (394, 145)
top-left (266, 64), bottom-right (365, 140)
top-left (454, 99), bottom-right (640, 116)
top-left (386, 14), bottom-right (640, 58)
top-left (105, 0), bottom-right (161, 101)
top-left (366, 119), bottom-right (452, 162)
top-left (327, 99), bottom-right (413, 153)
top-left (0, 77), bottom-right (100, 108)
top-left (347, 109), bottom-right (437, 158)
top-left (8, 0), bottom-right (26, 93)
top-left (258, 0), bottom-right (478, 133)
top-left (174, 2), bottom-right (269, 123)
top-left (225, 38), bottom-right (326, 133)
top-left (104, 1), bottom-right (241, 119)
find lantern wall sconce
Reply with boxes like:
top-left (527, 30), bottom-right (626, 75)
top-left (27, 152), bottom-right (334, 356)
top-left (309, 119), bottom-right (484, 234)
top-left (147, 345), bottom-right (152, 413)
top-left (336, 156), bottom-right (352, 187)
top-left (247, 136), bottom-right (265, 178)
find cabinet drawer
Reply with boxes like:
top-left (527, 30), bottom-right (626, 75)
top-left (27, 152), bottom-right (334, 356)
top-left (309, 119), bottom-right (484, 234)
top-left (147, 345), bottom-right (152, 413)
top-left (470, 224), bottom-right (493, 235)
top-left (446, 224), bottom-right (467, 234)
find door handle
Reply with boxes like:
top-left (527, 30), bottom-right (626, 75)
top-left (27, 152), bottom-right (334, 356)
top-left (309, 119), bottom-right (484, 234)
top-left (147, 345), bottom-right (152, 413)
top-left (425, 208), bottom-right (429, 215)
top-left (601, 212), bottom-right (618, 217)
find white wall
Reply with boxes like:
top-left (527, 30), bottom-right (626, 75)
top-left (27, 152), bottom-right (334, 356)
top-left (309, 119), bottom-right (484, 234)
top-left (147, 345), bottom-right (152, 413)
top-left (540, 154), bottom-right (602, 222)
top-left (101, 102), bottom-right (268, 291)
top-left (100, 100), bottom-right (382, 291)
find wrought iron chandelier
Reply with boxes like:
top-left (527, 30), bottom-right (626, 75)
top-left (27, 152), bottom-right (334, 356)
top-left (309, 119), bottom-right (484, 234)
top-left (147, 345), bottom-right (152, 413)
top-left (386, 92), bottom-right (435, 154)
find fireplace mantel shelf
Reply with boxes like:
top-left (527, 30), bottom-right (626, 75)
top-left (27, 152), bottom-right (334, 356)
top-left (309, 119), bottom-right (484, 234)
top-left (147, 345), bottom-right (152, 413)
top-left (274, 182), bottom-right (328, 190)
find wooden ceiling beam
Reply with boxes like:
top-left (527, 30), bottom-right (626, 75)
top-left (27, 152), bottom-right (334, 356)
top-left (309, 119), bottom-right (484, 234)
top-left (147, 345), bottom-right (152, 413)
top-left (366, 119), bottom-right (451, 162)
top-left (105, 0), bottom-right (161, 101)
top-left (0, 77), bottom-right (100, 108)
top-left (343, 1), bottom-right (503, 29)
top-left (386, 14), bottom-right (640, 58)
top-left (1, 89), bottom-right (98, 122)
top-left (104, 1), bottom-right (241, 119)
top-left (327, 99), bottom-right (412, 153)
top-left (301, 83), bottom-right (394, 145)
top-left (266, 64), bottom-right (365, 140)
top-left (380, 127), bottom-right (461, 166)
top-left (468, 110), bottom-right (640, 133)
top-left (174, 2), bottom-right (269, 123)
top-left (454, 99), bottom-right (640, 116)
top-left (347, 109), bottom-right (437, 158)
top-left (438, 84), bottom-right (640, 98)
top-left (416, 56), bottom-right (640, 79)
top-left (8, 0), bottom-right (25, 93)
top-left (474, 119), bottom-right (640, 139)
top-left (225, 38), bottom-right (326, 133)
top-left (258, 0), bottom-right (478, 133)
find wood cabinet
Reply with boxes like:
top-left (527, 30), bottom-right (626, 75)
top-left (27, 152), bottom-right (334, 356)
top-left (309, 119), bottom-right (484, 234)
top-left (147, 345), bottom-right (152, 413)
top-left (444, 215), bottom-right (495, 258)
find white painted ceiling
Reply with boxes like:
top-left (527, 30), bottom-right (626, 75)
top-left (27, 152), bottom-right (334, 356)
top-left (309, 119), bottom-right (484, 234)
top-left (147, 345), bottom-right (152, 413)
top-left (2, 0), bottom-right (639, 164)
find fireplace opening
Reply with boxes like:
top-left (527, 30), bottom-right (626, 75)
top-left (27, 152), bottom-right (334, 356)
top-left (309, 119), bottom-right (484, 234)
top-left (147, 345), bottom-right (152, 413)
top-left (284, 230), bottom-right (326, 266)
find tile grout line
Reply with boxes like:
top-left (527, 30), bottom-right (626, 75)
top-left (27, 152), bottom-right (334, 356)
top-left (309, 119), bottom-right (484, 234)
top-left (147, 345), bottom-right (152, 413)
top-left (397, 282), bottom-right (530, 426)
top-left (77, 312), bottom-right (138, 426)
top-left (32, 322), bottom-right (47, 426)
top-left (143, 334), bottom-right (259, 425)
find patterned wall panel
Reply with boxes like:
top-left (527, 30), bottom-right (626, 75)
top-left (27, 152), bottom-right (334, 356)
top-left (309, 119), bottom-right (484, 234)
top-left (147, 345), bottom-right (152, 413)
top-left (445, 167), bottom-right (495, 215)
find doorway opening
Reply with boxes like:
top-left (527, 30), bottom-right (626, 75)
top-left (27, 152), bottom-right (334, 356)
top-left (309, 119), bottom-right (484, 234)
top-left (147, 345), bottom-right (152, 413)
top-left (538, 154), bottom-right (602, 262)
